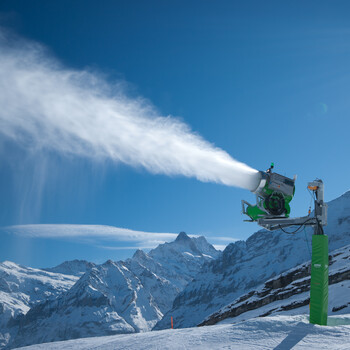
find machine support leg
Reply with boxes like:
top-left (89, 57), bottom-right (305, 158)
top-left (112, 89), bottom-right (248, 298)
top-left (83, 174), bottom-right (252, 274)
top-left (310, 234), bottom-right (329, 325)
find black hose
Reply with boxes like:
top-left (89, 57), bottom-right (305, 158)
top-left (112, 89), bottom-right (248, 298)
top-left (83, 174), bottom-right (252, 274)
top-left (278, 218), bottom-right (316, 234)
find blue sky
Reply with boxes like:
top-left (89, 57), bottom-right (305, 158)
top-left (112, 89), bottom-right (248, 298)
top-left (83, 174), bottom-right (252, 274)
top-left (0, 1), bottom-right (350, 267)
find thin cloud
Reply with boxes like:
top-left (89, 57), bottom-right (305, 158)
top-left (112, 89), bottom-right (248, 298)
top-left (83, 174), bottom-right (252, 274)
top-left (2, 224), bottom-right (194, 252)
top-left (2, 224), bottom-right (232, 252)
top-left (2, 224), bottom-right (177, 242)
top-left (97, 245), bottom-right (158, 251)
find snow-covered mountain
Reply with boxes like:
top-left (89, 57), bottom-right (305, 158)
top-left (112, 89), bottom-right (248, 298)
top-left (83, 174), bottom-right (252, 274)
top-left (200, 243), bottom-right (350, 326)
top-left (155, 190), bottom-right (350, 330)
top-left (137, 232), bottom-right (220, 290)
top-left (43, 260), bottom-right (96, 277)
top-left (3, 232), bottom-right (219, 349)
top-left (0, 262), bottom-right (78, 349)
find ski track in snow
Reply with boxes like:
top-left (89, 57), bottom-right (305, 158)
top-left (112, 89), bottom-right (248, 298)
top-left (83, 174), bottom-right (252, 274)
top-left (13, 315), bottom-right (350, 350)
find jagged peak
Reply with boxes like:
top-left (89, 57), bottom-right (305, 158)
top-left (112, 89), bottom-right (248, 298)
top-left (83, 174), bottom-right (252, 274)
top-left (194, 235), bottom-right (207, 242)
top-left (54, 259), bottom-right (92, 266)
top-left (175, 231), bottom-right (191, 243)
top-left (133, 249), bottom-right (148, 260)
top-left (192, 235), bottom-right (212, 247)
top-left (103, 259), bottom-right (115, 266)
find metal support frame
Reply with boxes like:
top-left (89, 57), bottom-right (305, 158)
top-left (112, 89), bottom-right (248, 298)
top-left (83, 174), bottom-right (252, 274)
top-left (256, 179), bottom-right (327, 232)
top-left (258, 215), bottom-right (316, 231)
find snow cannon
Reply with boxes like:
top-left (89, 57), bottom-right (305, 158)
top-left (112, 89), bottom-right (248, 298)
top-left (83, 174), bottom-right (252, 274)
top-left (241, 165), bottom-right (328, 327)
top-left (241, 163), bottom-right (296, 221)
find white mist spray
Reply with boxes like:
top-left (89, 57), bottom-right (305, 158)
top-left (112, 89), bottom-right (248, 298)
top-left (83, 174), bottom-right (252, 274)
top-left (0, 33), bottom-right (260, 191)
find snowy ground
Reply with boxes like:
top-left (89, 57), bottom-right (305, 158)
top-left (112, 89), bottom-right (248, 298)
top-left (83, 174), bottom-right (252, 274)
top-left (14, 314), bottom-right (350, 350)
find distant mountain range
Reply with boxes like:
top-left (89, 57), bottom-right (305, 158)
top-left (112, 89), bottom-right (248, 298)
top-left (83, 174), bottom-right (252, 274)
top-left (0, 232), bottom-right (219, 349)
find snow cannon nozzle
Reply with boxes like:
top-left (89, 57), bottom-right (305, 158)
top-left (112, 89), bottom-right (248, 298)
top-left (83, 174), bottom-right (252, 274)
top-left (242, 164), bottom-right (296, 222)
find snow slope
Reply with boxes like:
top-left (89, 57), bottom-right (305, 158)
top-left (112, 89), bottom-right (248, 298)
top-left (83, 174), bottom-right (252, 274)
top-left (155, 190), bottom-right (350, 330)
top-left (200, 243), bottom-right (350, 326)
top-left (12, 314), bottom-right (350, 350)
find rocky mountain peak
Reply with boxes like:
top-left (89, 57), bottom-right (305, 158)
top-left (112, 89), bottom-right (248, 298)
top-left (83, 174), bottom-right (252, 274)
top-left (103, 259), bottom-right (115, 266)
top-left (132, 249), bottom-right (148, 260)
top-left (175, 231), bottom-right (191, 242)
top-left (43, 259), bottom-right (96, 276)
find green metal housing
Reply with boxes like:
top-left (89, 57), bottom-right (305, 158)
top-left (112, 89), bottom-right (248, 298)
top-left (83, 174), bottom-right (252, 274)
top-left (246, 179), bottom-right (294, 221)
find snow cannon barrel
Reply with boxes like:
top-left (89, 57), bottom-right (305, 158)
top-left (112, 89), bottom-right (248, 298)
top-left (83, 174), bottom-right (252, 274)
top-left (242, 166), bottom-right (296, 221)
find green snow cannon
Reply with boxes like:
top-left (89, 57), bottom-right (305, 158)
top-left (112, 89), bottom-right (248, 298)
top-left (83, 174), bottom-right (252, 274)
top-left (242, 164), bottom-right (296, 221)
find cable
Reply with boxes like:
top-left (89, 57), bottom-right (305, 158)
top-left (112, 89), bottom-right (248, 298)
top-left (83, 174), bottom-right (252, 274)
top-left (307, 187), bottom-right (325, 234)
top-left (279, 225), bottom-right (304, 234)
top-left (278, 217), bottom-right (315, 234)
top-left (307, 188), bottom-right (314, 215)
top-left (307, 188), bottom-right (317, 205)
top-left (303, 226), bottom-right (312, 259)
top-left (316, 219), bottom-right (325, 235)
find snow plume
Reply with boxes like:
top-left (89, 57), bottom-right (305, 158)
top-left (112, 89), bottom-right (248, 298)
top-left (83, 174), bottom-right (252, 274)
top-left (0, 32), bottom-right (260, 191)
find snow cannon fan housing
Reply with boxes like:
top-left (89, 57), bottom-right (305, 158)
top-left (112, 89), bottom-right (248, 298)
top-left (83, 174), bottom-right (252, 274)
top-left (242, 165), bottom-right (296, 221)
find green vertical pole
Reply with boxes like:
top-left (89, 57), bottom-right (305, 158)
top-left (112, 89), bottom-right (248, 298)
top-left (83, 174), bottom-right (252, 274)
top-left (310, 234), bottom-right (329, 325)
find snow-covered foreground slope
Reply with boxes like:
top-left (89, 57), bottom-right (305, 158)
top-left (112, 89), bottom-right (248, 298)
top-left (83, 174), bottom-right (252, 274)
top-left (13, 314), bottom-right (350, 350)
top-left (155, 190), bottom-right (350, 330)
top-left (200, 243), bottom-right (350, 326)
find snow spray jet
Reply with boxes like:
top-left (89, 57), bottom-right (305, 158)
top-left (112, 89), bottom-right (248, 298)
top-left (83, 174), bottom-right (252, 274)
top-left (0, 32), bottom-right (260, 191)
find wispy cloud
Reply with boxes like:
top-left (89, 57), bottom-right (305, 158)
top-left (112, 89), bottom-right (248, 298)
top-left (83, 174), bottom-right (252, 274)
top-left (2, 224), bottom-right (178, 251)
top-left (3, 224), bottom-right (176, 241)
top-left (2, 224), bottom-right (232, 252)
top-left (0, 30), bottom-right (259, 191)
top-left (97, 245), bottom-right (158, 251)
